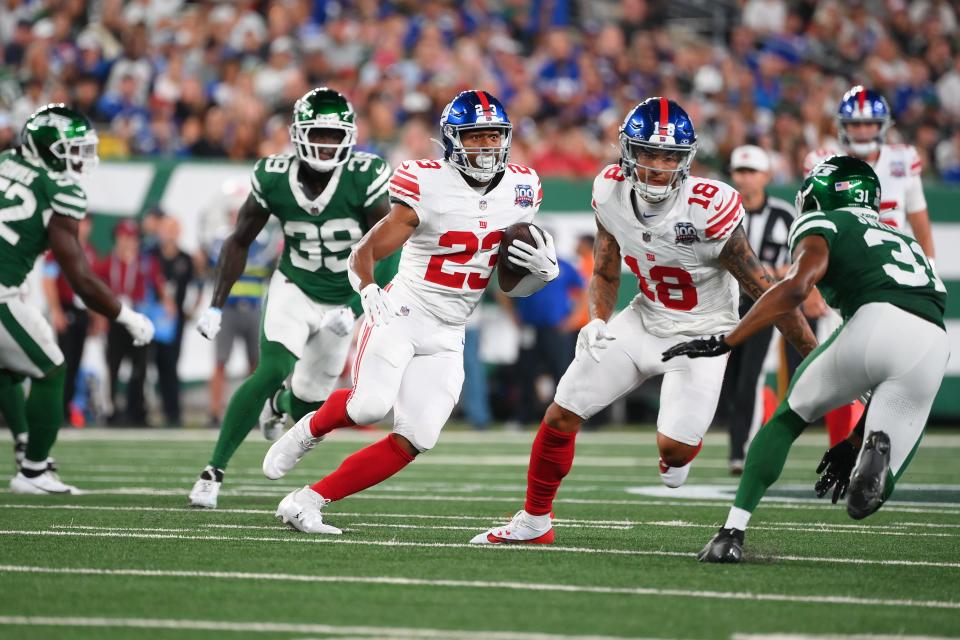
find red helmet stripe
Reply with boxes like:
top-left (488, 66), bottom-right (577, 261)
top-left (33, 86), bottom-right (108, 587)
top-left (476, 90), bottom-right (492, 116)
top-left (857, 88), bottom-right (866, 114)
top-left (659, 97), bottom-right (669, 135)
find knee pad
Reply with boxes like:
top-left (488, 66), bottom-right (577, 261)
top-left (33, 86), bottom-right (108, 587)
top-left (393, 424), bottom-right (439, 453)
top-left (345, 391), bottom-right (392, 425)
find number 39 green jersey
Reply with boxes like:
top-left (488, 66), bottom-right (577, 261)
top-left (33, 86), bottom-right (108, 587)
top-left (0, 149), bottom-right (88, 289)
top-left (788, 208), bottom-right (946, 328)
top-left (249, 151), bottom-right (390, 305)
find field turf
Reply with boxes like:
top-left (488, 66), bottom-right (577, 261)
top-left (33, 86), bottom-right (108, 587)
top-left (1, 426), bottom-right (958, 640)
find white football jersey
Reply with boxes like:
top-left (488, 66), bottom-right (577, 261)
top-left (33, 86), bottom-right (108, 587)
top-left (803, 144), bottom-right (926, 231)
top-left (387, 159), bottom-right (541, 324)
top-left (592, 165), bottom-right (744, 338)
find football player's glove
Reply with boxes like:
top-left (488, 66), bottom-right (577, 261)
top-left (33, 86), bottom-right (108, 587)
top-left (576, 319), bottom-right (615, 363)
top-left (814, 439), bottom-right (858, 503)
top-left (661, 335), bottom-right (730, 362)
top-left (506, 226), bottom-right (559, 282)
top-left (196, 307), bottom-right (222, 340)
top-left (360, 284), bottom-right (398, 326)
top-left (116, 305), bottom-right (155, 347)
top-left (320, 307), bottom-right (355, 337)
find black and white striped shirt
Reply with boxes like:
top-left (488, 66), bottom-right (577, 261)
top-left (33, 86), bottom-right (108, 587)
top-left (743, 195), bottom-right (795, 271)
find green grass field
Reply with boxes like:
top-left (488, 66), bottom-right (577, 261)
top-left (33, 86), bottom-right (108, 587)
top-left (1, 426), bottom-right (959, 640)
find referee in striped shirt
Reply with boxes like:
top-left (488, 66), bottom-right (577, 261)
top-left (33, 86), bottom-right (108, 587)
top-left (722, 146), bottom-right (796, 474)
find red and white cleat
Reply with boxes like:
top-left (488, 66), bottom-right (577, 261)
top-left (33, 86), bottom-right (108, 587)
top-left (469, 510), bottom-right (554, 544)
top-left (658, 458), bottom-right (693, 488)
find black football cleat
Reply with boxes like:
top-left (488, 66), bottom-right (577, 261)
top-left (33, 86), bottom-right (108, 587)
top-left (846, 431), bottom-right (891, 520)
top-left (698, 527), bottom-right (744, 563)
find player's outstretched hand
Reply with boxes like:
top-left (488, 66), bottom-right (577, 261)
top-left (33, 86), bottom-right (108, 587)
top-left (507, 226), bottom-right (560, 282)
top-left (360, 284), bottom-right (398, 326)
top-left (117, 305), bottom-right (155, 347)
top-left (661, 336), bottom-right (730, 362)
top-left (576, 318), bottom-right (615, 362)
top-left (196, 307), bottom-right (222, 340)
top-left (815, 439), bottom-right (858, 503)
top-left (321, 307), bottom-right (356, 337)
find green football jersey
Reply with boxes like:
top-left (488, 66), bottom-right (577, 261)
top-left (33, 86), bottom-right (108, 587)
top-left (0, 149), bottom-right (87, 288)
top-left (250, 151), bottom-right (390, 304)
top-left (788, 209), bottom-right (946, 328)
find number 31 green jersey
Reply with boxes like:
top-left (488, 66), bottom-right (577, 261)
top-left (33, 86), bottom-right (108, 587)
top-left (249, 151), bottom-right (390, 304)
top-left (0, 149), bottom-right (88, 289)
top-left (788, 208), bottom-right (946, 329)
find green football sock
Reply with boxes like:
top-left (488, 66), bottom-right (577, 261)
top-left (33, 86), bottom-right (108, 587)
top-left (24, 365), bottom-right (66, 463)
top-left (276, 388), bottom-right (324, 422)
top-left (0, 370), bottom-right (28, 437)
top-left (209, 340), bottom-right (296, 470)
top-left (733, 404), bottom-right (808, 513)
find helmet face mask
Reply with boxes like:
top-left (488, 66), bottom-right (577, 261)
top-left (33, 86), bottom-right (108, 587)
top-left (22, 104), bottom-right (99, 179)
top-left (290, 88), bottom-right (357, 173)
top-left (836, 86), bottom-right (892, 157)
top-left (618, 97), bottom-right (697, 204)
top-left (440, 91), bottom-right (512, 183)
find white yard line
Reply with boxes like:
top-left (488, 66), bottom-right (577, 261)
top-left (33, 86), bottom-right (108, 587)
top-left (0, 566), bottom-right (958, 611)
top-left (642, 520), bottom-right (957, 538)
top-left (0, 528), bottom-right (957, 569)
top-left (0, 614), bottom-right (649, 640)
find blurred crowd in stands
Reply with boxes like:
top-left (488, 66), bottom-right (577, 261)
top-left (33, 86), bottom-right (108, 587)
top-left (1, 0), bottom-right (960, 182)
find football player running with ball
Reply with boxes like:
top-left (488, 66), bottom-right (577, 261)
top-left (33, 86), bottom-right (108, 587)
top-left (669, 156), bottom-right (947, 563)
top-left (261, 90), bottom-right (559, 534)
top-left (0, 104), bottom-right (154, 494)
top-left (189, 88), bottom-right (397, 509)
top-left (471, 98), bottom-right (818, 545)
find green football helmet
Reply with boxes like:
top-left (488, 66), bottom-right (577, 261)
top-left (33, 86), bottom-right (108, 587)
top-left (796, 155), bottom-right (881, 219)
top-left (21, 104), bottom-right (99, 179)
top-left (289, 87), bottom-right (357, 172)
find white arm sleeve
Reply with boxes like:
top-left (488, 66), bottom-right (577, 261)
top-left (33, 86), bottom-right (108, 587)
top-left (904, 175), bottom-right (927, 214)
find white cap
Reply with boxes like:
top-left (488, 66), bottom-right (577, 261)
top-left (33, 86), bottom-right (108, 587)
top-left (730, 145), bottom-right (771, 172)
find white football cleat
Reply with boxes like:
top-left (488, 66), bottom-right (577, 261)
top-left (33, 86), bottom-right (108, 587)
top-left (275, 486), bottom-right (342, 534)
top-left (188, 467), bottom-right (222, 509)
top-left (469, 510), bottom-right (554, 545)
top-left (10, 470), bottom-right (79, 495)
top-left (658, 458), bottom-right (693, 488)
top-left (259, 389), bottom-right (287, 441)
top-left (262, 412), bottom-right (322, 480)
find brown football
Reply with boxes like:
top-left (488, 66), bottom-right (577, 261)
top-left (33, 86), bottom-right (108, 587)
top-left (497, 222), bottom-right (540, 292)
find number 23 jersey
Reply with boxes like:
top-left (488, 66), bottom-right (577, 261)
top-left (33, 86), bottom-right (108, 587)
top-left (388, 160), bottom-right (542, 325)
top-left (592, 165), bottom-right (745, 338)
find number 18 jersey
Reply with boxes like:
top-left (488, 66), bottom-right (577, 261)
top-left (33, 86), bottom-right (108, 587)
top-left (789, 208), bottom-right (945, 328)
top-left (388, 160), bottom-right (542, 325)
top-left (592, 165), bottom-right (745, 338)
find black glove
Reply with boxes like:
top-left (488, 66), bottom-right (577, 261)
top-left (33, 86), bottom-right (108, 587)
top-left (814, 439), bottom-right (859, 503)
top-left (661, 335), bottom-right (731, 362)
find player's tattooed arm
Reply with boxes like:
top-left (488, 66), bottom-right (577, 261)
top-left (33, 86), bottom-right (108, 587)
top-left (589, 218), bottom-right (622, 322)
top-left (210, 195), bottom-right (270, 308)
top-left (719, 228), bottom-right (825, 355)
top-left (48, 215), bottom-right (121, 318)
top-left (349, 203), bottom-right (419, 290)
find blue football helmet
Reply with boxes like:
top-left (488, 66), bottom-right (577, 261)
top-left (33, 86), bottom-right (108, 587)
top-left (836, 85), bottom-right (892, 156)
top-left (440, 90), bottom-right (512, 182)
top-left (619, 97), bottom-right (697, 203)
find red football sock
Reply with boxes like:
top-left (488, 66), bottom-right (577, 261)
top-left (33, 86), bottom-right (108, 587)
top-left (309, 388), bottom-right (356, 438)
top-left (825, 401), bottom-right (864, 446)
top-left (524, 422), bottom-right (577, 516)
top-left (311, 434), bottom-right (414, 502)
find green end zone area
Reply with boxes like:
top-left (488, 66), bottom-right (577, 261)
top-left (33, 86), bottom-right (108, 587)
top-left (1, 428), bottom-right (958, 639)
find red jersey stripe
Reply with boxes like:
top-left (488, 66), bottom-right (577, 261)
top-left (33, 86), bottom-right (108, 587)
top-left (707, 203), bottom-right (742, 237)
top-left (390, 175), bottom-right (420, 195)
top-left (707, 193), bottom-right (741, 224)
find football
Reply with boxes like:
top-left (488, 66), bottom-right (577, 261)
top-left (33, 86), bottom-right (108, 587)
top-left (497, 222), bottom-right (541, 291)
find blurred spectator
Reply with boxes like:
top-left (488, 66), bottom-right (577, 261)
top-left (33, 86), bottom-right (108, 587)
top-left (937, 129), bottom-right (960, 184)
top-left (505, 255), bottom-right (585, 426)
top-left (0, 2), bottom-right (957, 178)
top-left (41, 217), bottom-right (98, 425)
top-left (568, 234), bottom-right (595, 329)
top-left (95, 220), bottom-right (170, 427)
top-left (152, 216), bottom-right (198, 427)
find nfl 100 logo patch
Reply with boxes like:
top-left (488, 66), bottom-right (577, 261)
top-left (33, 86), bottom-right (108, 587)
top-left (674, 221), bottom-right (699, 245)
top-left (514, 184), bottom-right (535, 208)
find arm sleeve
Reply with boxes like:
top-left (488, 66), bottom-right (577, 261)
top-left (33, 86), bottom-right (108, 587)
top-left (49, 182), bottom-right (88, 220)
top-left (362, 157), bottom-right (392, 211)
top-left (388, 162), bottom-right (428, 224)
top-left (700, 182), bottom-right (745, 260)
